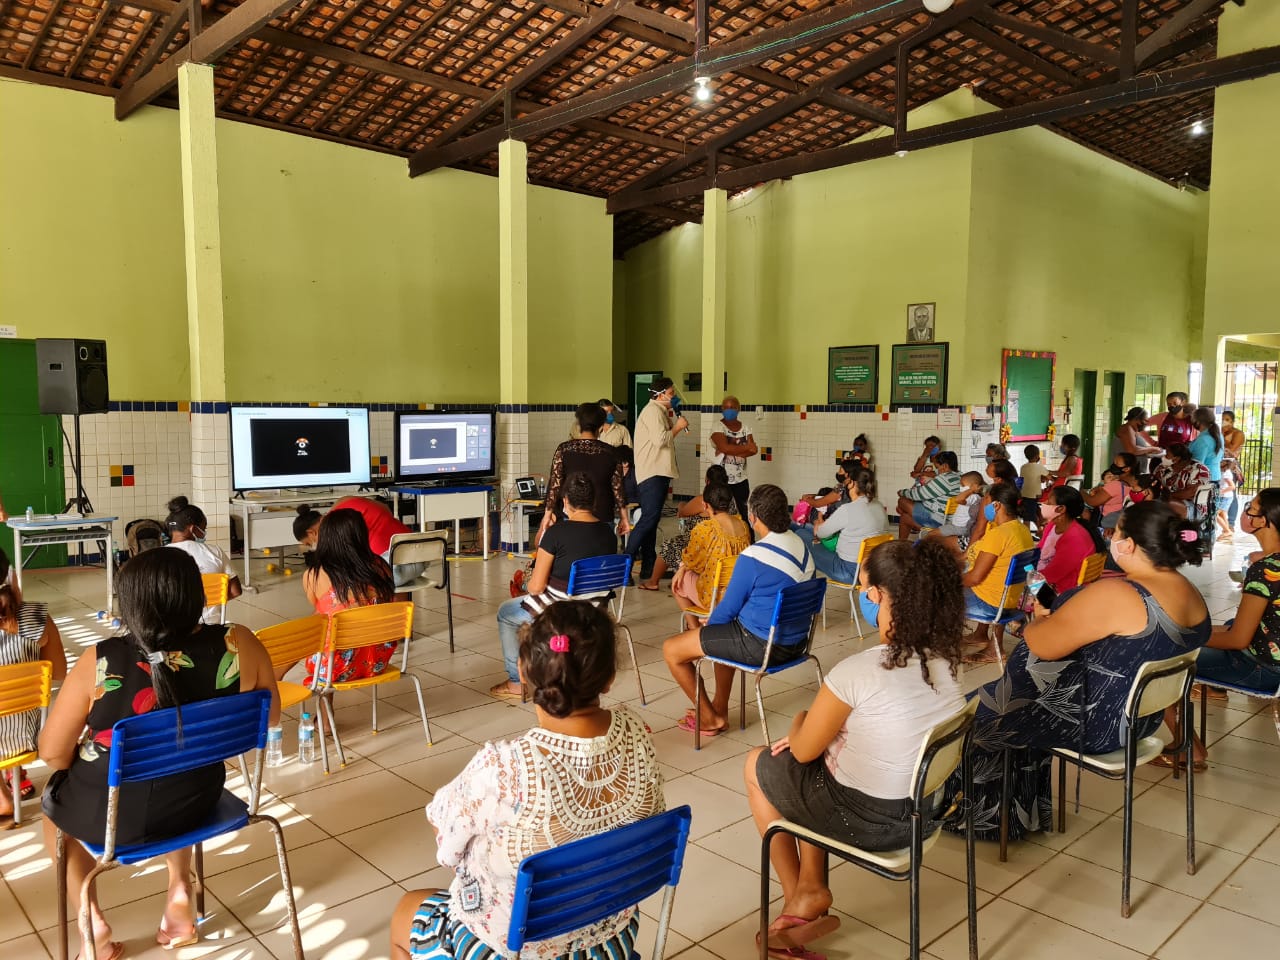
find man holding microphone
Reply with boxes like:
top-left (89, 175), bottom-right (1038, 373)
top-left (629, 378), bottom-right (689, 581)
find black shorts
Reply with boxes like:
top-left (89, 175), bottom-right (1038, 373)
top-left (755, 749), bottom-right (918, 852)
top-left (699, 620), bottom-right (802, 668)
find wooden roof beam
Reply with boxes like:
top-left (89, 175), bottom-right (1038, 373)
top-left (962, 21), bottom-right (1081, 88)
top-left (407, 0), bottom-right (922, 177)
top-left (1136, 0), bottom-right (1226, 68)
top-left (115, 0), bottom-right (304, 119)
top-left (973, 9), bottom-right (1123, 69)
top-left (614, 42), bottom-right (1280, 210)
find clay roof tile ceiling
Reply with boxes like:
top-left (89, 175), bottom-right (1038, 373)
top-left (0, 0), bottom-right (1248, 254)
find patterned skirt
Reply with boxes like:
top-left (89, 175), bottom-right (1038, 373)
top-left (408, 891), bottom-right (640, 960)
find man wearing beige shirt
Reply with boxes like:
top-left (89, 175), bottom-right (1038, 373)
top-left (628, 378), bottom-right (689, 580)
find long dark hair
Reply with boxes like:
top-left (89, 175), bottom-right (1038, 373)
top-left (1191, 408), bottom-right (1223, 454)
top-left (864, 538), bottom-right (964, 686)
top-left (1048, 485), bottom-right (1105, 553)
top-left (1118, 501), bottom-right (1203, 568)
top-left (313, 509), bottom-right (395, 606)
top-left (118, 549), bottom-right (207, 732)
top-left (165, 496), bottom-right (207, 535)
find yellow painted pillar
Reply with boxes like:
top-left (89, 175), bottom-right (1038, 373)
top-left (701, 187), bottom-right (727, 407)
top-left (177, 62), bottom-right (231, 548)
top-left (178, 62), bottom-right (226, 403)
top-left (499, 138), bottom-right (529, 406)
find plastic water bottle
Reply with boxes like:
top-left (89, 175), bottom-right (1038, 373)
top-left (297, 713), bottom-right (317, 764)
top-left (1023, 566), bottom-right (1047, 613)
top-left (265, 725), bottom-right (285, 767)
top-left (25, 506), bottom-right (34, 522)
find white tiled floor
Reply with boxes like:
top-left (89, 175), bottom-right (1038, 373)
top-left (4, 529), bottom-right (1278, 960)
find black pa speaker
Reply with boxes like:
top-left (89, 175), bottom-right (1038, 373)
top-left (36, 338), bottom-right (110, 415)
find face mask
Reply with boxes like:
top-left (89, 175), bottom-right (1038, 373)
top-left (722, 408), bottom-right (739, 422)
top-left (858, 588), bottom-right (880, 629)
top-left (985, 455), bottom-right (995, 464)
top-left (835, 473), bottom-right (846, 485)
top-left (192, 527), bottom-right (207, 543)
top-left (671, 396), bottom-right (682, 413)
top-left (930, 445), bottom-right (940, 456)
top-left (605, 411), bottom-right (615, 424)
top-left (983, 503), bottom-right (997, 523)
top-left (1059, 445), bottom-right (1068, 455)
top-left (1241, 508), bottom-right (1262, 535)
top-left (1038, 503), bottom-right (1059, 522)
top-left (853, 443), bottom-right (864, 452)
top-left (1109, 537), bottom-right (1126, 564)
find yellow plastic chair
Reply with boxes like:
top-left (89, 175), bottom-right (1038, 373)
top-left (821, 533), bottom-right (893, 636)
top-left (942, 495), bottom-right (962, 523)
top-left (1077, 553), bottom-right (1106, 586)
top-left (256, 614), bottom-right (328, 713)
top-left (313, 602), bottom-right (432, 773)
top-left (675, 555), bottom-right (738, 631)
top-left (202, 573), bottom-right (231, 625)
top-left (0, 660), bottom-right (53, 826)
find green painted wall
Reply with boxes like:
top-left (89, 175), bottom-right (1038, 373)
top-left (966, 123), bottom-right (1206, 405)
top-left (1201, 0), bottom-right (1280, 401)
top-left (1, 79), bottom-right (614, 404)
top-left (0, 80), bottom-right (188, 399)
top-left (621, 221), bottom-right (703, 389)
top-left (527, 186), bottom-right (613, 403)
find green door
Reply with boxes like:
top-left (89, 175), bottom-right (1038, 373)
top-left (1073, 369), bottom-right (1097, 486)
top-left (628, 371), bottom-right (662, 425)
top-left (0, 339), bottom-right (67, 568)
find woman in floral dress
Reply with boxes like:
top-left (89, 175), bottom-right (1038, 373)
top-left (39, 550), bottom-right (279, 958)
top-left (944, 502), bottom-right (1210, 842)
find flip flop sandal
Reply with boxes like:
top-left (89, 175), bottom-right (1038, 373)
top-left (156, 926), bottom-right (199, 950)
top-left (767, 913), bottom-right (842, 950)
top-left (75, 942), bottom-right (124, 960)
top-left (675, 714), bottom-right (725, 737)
top-left (756, 930), bottom-right (829, 960)
top-left (1151, 753), bottom-right (1207, 773)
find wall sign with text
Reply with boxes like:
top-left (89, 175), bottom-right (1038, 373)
top-left (827, 345), bottom-right (879, 404)
top-left (890, 342), bottom-right (949, 408)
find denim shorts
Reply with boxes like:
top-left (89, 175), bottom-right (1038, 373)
top-left (1195, 647), bottom-right (1280, 694)
top-left (755, 750), bottom-right (918, 852)
top-left (963, 588), bottom-right (1016, 622)
top-left (913, 502), bottom-right (941, 528)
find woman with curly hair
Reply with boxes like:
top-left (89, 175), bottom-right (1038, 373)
top-left (743, 538), bottom-right (965, 956)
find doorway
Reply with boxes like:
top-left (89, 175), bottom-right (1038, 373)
top-left (1072, 369), bottom-right (1098, 485)
top-left (1103, 370), bottom-right (1127, 455)
top-left (1222, 360), bottom-right (1278, 496)
top-left (628, 371), bottom-right (662, 425)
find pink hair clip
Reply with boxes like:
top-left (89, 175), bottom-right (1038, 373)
top-left (1180, 529), bottom-right (1198, 542)
top-left (549, 634), bottom-right (570, 653)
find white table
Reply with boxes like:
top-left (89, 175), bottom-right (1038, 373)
top-left (7, 514), bottom-right (118, 614)
top-left (395, 485), bottom-right (493, 560)
top-left (510, 498), bottom-right (545, 558)
top-left (228, 493), bottom-right (348, 589)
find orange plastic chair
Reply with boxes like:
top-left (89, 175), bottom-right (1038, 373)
top-left (1077, 553), bottom-right (1106, 586)
top-left (201, 573), bottom-right (231, 625)
top-left (0, 661), bottom-right (53, 826)
top-left (675, 555), bottom-right (738, 631)
top-left (255, 614), bottom-right (328, 714)
top-left (313, 602), bottom-right (431, 773)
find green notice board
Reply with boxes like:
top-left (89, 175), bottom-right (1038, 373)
top-left (1002, 350), bottom-right (1055, 440)
top-left (890, 342), bottom-right (948, 407)
top-left (827, 345), bottom-right (879, 403)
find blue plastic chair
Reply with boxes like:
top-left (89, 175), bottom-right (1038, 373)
top-left (967, 546), bottom-right (1039, 668)
top-left (694, 577), bottom-right (828, 750)
top-left (507, 805), bottom-right (693, 959)
top-left (55, 690), bottom-right (304, 960)
top-left (566, 554), bottom-right (648, 705)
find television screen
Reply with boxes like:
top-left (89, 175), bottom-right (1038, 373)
top-left (230, 406), bottom-right (371, 491)
top-left (395, 410), bottom-right (496, 483)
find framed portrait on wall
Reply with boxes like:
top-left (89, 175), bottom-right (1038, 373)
top-left (906, 302), bottom-right (935, 343)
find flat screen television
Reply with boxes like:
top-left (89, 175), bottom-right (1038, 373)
top-left (229, 405), bottom-right (371, 492)
top-left (395, 409), bottom-right (496, 484)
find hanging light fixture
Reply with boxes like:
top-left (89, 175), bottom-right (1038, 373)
top-left (1190, 119), bottom-right (1207, 136)
top-left (923, 0), bottom-right (955, 13)
top-left (693, 76), bottom-right (713, 103)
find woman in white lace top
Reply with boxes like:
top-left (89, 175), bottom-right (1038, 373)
top-left (390, 601), bottom-right (664, 960)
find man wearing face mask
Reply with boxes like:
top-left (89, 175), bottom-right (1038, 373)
top-left (568, 398), bottom-right (632, 448)
top-left (709, 395), bottom-right (758, 523)
top-left (629, 378), bottom-right (690, 580)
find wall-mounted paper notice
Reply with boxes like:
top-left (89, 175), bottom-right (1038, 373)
top-left (938, 408), bottom-right (961, 427)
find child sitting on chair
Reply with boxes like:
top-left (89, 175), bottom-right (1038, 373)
top-left (744, 538), bottom-right (965, 959)
top-left (391, 601), bottom-right (664, 960)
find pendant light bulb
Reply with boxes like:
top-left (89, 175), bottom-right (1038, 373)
top-left (694, 76), bottom-right (713, 103)
top-left (922, 0), bottom-right (954, 12)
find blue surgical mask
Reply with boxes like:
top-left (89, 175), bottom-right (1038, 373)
top-left (722, 408), bottom-right (739, 422)
top-left (858, 588), bottom-right (880, 629)
top-left (606, 412), bottom-right (615, 424)
top-left (671, 396), bottom-right (682, 413)
top-left (1058, 444), bottom-right (1068, 455)
top-left (983, 503), bottom-right (997, 522)
top-left (930, 445), bottom-right (940, 456)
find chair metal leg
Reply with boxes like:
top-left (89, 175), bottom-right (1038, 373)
top-left (1057, 757), bottom-right (1067, 834)
top-left (253, 813), bottom-right (305, 960)
top-left (1185, 695), bottom-right (1197, 876)
top-left (314, 696), bottom-right (331, 775)
top-left (964, 749), bottom-right (979, 960)
top-left (1198, 684), bottom-right (1208, 749)
top-left (759, 825), bottom-right (775, 960)
top-left (754, 676), bottom-right (770, 745)
top-left (57, 829), bottom-right (68, 960)
top-left (10, 767), bottom-right (19, 826)
top-left (851, 587), bottom-right (864, 637)
top-left (445, 580), bottom-right (455, 654)
top-left (619, 625), bottom-right (647, 705)
top-left (908, 821), bottom-right (922, 960)
top-left (406, 671), bottom-right (434, 746)
top-left (78, 863), bottom-right (111, 960)
top-left (371, 685), bottom-right (379, 733)
top-left (739, 671), bottom-right (747, 731)
top-left (323, 693), bottom-right (346, 768)
top-left (694, 661), bottom-right (705, 752)
top-left (1121, 745), bottom-right (1135, 918)
top-left (998, 748), bottom-right (1011, 863)
top-left (194, 842), bottom-right (206, 919)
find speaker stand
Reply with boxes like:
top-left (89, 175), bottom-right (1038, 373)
top-left (62, 413), bottom-right (94, 517)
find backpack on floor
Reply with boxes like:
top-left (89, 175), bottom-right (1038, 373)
top-left (125, 518), bottom-right (166, 557)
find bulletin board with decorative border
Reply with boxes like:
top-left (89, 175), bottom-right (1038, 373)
top-left (1001, 349), bottom-right (1056, 442)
